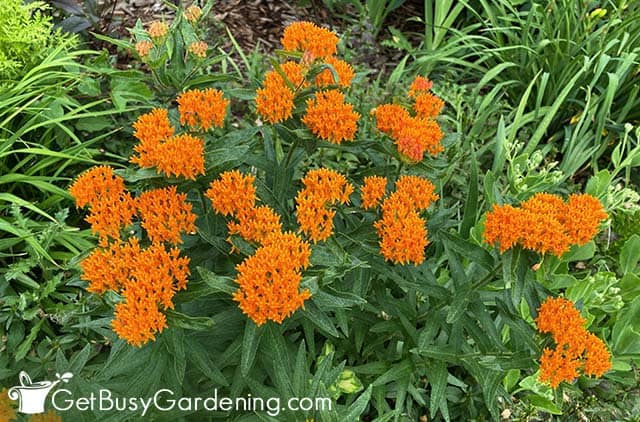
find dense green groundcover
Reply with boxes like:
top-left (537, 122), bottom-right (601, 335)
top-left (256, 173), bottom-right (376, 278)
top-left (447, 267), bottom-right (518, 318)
top-left (1, 0), bottom-right (640, 421)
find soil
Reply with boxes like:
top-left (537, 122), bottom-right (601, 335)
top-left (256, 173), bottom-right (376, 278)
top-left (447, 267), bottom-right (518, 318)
top-left (86, 0), bottom-right (424, 70)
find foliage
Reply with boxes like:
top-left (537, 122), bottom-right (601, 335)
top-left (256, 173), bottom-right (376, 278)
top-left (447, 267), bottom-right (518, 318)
top-left (0, 1), bottom-right (639, 421)
top-left (0, 0), bottom-right (77, 81)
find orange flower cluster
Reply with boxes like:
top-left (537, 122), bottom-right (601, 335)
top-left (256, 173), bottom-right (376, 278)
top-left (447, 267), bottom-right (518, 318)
top-left (135, 40), bottom-right (153, 58)
top-left (233, 231), bottom-right (312, 326)
top-left (137, 186), bottom-right (197, 244)
top-left (184, 5), bottom-right (202, 22)
top-left (206, 170), bottom-right (257, 217)
top-left (148, 21), bottom-right (168, 39)
top-left (281, 21), bottom-right (338, 59)
top-left (256, 22), bottom-right (357, 135)
top-left (0, 389), bottom-right (16, 422)
top-left (177, 88), bottom-right (228, 131)
top-left (374, 175), bottom-right (438, 265)
top-left (80, 234), bottom-right (190, 346)
top-left (130, 109), bottom-right (205, 180)
top-left (536, 296), bottom-right (612, 388)
top-left (207, 172), bottom-right (311, 325)
top-left (483, 193), bottom-right (608, 257)
top-left (188, 41), bottom-right (208, 58)
top-left (207, 170), bottom-right (284, 246)
top-left (315, 56), bottom-right (354, 87)
top-left (360, 176), bottom-right (387, 209)
top-left (302, 90), bottom-right (359, 143)
top-left (69, 166), bottom-right (136, 244)
top-left (372, 76), bottom-right (445, 162)
top-left (255, 61), bottom-right (305, 124)
top-left (295, 168), bottom-right (354, 242)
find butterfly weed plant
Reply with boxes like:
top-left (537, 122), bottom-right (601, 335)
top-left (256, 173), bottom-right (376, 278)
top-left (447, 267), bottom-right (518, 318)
top-left (4, 4), bottom-right (635, 421)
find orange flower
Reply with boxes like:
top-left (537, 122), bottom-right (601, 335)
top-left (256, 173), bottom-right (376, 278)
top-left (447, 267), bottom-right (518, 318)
top-left (394, 175), bottom-right (439, 211)
top-left (69, 165), bottom-right (127, 208)
top-left (483, 193), bottom-right (607, 257)
top-left (233, 231), bottom-right (311, 326)
top-left (302, 89), bottom-right (359, 143)
top-left (373, 175), bottom-right (437, 265)
top-left (280, 61), bottom-right (306, 87)
top-left (361, 176), bottom-right (387, 209)
top-left (27, 410), bottom-right (61, 422)
top-left (395, 117), bottom-right (444, 161)
top-left (281, 21), bottom-right (338, 59)
top-left (0, 388), bottom-right (16, 422)
top-left (164, 135), bottom-right (206, 179)
top-left (564, 194), bottom-right (608, 245)
top-left (177, 88), bottom-right (228, 130)
top-left (375, 205), bottom-right (428, 265)
top-left (295, 168), bottom-right (354, 242)
top-left (135, 40), bottom-right (153, 57)
top-left (414, 92), bottom-right (444, 118)
top-left (112, 293), bottom-right (167, 347)
top-left (69, 166), bottom-right (137, 242)
top-left (81, 238), bottom-right (141, 294)
top-left (372, 104), bottom-right (410, 138)
top-left (184, 5), bottom-right (202, 22)
top-left (315, 56), bottom-right (354, 87)
top-left (408, 76), bottom-right (433, 97)
top-left (536, 296), bottom-right (611, 388)
top-left (188, 41), bottom-right (208, 58)
top-left (136, 186), bottom-right (197, 244)
top-left (206, 170), bottom-right (257, 216)
top-left (131, 108), bottom-right (174, 152)
top-left (255, 62), bottom-right (305, 124)
top-left (483, 204), bottom-right (526, 253)
top-left (112, 243), bottom-right (190, 346)
top-left (539, 347), bottom-right (581, 388)
top-left (583, 333), bottom-right (612, 377)
top-left (148, 21), bottom-right (168, 39)
top-left (228, 205), bottom-right (283, 244)
top-left (256, 73), bottom-right (295, 124)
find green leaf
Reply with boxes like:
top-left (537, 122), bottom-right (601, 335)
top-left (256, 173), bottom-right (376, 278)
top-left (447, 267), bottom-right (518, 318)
top-left (525, 394), bottom-right (563, 415)
top-left (197, 267), bottom-right (236, 295)
top-left (428, 362), bottom-right (449, 421)
top-left (620, 234), bottom-right (640, 274)
top-left (165, 309), bottom-right (214, 330)
top-left (341, 385), bottom-right (372, 422)
top-left (240, 320), bottom-right (262, 377)
top-left (15, 318), bottom-right (43, 361)
top-left (460, 148), bottom-right (479, 239)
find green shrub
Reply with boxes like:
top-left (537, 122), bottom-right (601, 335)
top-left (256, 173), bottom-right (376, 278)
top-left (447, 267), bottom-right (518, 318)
top-left (0, 0), bottom-right (76, 81)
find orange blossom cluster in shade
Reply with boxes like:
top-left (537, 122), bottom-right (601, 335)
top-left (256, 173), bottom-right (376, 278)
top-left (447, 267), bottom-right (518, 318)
top-left (207, 171), bottom-right (312, 325)
top-left (360, 176), bottom-right (388, 209)
top-left (177, 88), bottom-right (228, 131)
top-left (536, 296), bottom-right (612, 388)
top-left (374, 175), bottom-right (438, 265)
top-left (68, 166), bottom-right (136, 245)
top-left (26, 410), bottom-right (63, 422)
top-left (302, 89), bottom-right (360, 143)
top-left (372, 76), bottom-right (444, 162)
top-left (256, 21), bottom-right (356, 131)
top-left (130, 107), bottom-right (206, 180)
top-left (483, 192), bottom-right (608, 257)
top-left (295, 168), bottom-right (354, 242)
